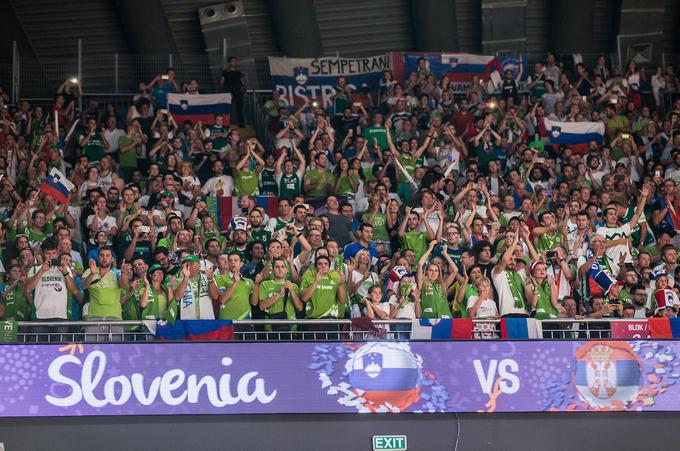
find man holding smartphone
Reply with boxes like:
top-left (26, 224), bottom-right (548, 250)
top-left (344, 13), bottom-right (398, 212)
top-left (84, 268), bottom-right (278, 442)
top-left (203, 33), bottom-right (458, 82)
top-left (24, 238), bottom-right (82, 341)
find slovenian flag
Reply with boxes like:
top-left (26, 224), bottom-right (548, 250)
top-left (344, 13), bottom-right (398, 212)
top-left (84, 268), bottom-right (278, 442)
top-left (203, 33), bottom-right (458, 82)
top-left (648, 318), bottom-right (680, 339)
top-left (543, 118), bottom-right (605, 145)
top-left (410, 318), bottom-right (473, 339)
top-left (439, 53), bottom-right (505, 82)
top-left (167, 93), bottom-right (231, 126)
top-left (153, 320), bottom-right (234, 341)
top-left (40, 168), bottom-right (74, 204)
top-left (500, 318), bottom-right (542, 339)
top-left (207, 196), bottom-right (279, 232)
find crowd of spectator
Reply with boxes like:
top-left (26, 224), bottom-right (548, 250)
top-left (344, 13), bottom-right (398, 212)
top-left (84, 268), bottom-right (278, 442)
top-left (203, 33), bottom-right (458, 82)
top-left (1, 52), bottom-right (680, 338)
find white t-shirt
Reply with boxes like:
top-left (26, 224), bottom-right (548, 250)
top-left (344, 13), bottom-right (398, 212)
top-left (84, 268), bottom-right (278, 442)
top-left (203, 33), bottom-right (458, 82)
top-left (27, 266), bottom-right (68, 319)
top-left (491, 268), bottom-right (528, 316)
top-left (202, 175), bottom-right (234, 196)
top-left (388, 294), bottom-right (417, 320)
top-left (466, 295), bottom-right (499, 319)
top-left (104, 128), bottom-right (126, 154)
top-left (595, 222), bottom-right (633, 275)
top-left (86, 215), bottom-right (117, 234)
top-left (351, 270), bottom-right (379, 298)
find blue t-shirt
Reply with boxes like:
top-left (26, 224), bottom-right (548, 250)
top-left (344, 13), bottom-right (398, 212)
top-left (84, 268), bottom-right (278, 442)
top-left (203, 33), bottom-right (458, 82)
top-left (153, 83), bottom-right (175, 109)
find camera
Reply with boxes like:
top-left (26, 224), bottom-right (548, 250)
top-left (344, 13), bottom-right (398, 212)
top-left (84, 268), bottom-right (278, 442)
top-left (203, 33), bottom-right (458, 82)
top-left (139, 225), bottom-right (150, 233)
top-left (545, 251), bottom-right (556, 260)
top-left (50, 258), bottom-right (62, 266)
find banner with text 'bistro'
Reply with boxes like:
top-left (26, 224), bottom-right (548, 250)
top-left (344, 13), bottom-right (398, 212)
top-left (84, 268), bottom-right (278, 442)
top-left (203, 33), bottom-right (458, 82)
top-left (2, 340), bottom-right (679, 416)
top-left (269, 54), bottom-right (390, 109)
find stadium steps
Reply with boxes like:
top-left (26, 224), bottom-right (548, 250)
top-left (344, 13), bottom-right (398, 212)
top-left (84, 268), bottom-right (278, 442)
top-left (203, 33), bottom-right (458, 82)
top-left (10, 0), bottom-right (130, 96)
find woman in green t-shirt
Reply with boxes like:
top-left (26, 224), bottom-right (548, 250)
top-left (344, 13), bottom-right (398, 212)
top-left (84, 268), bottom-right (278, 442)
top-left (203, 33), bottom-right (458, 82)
top-left (362, 195), bottom-right (389, 251)
top-left (524, 260), bottom-right (559, 320)
top-left (333, 158), bottom-right (360, 197)
top-left (139, 265), bottom-right (169, 320)
top-left (234, 140), bottom-right (265, 196)
top-left (416, 241), bottom-right (459, 319)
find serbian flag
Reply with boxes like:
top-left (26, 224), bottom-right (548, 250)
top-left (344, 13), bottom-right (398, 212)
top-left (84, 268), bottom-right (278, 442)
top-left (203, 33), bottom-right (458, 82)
top-left (410, 318), bottom-right (473, 339)
top-left (208, 196), bottom-right (280, 231)
top-left (648, 318), bottom-right (680, 339)
top-left (500, 318), bottom-right (542, 339)
top-left (255, 196), bottom-right (279, 219)
top-left (39, 168), bottom-right (74, 204)
top-left (154, 320), bottom-right (234, 341)
top-left (167, 93), bottom-right (231, 126)
top-left (543, 118), bottom-right (605, 145)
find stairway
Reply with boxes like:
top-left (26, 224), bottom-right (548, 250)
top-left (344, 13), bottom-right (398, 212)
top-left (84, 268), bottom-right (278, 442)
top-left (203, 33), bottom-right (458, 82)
top-left (10, 0), bottom-right (130, 96)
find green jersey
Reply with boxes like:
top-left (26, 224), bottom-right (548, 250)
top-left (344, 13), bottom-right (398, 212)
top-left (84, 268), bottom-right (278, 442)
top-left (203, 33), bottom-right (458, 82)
top-left (536, 231), bottom-right (563, 253)
top-left (81, 131), bottom-right (106, 162)
top-left (83, 268), bottom-right (123, 319)
top-left (419, 281), bottom-right (452, 319)
top-left (235, 169), bottom-right (260, 196)
top-left (278, 171), bottom-right (302, 199)
top-left (304, 170), bottom-right (335, 197)
top-left (207, 125), bottom-right (229, 150)
top-left (214, 274), bottom-right (254, 320)
top-left (260, 168), bottom-right (277, 196)
top-left (251, 228), bottom-right (272, 246)
top-left (300, 269), bottom-right (342, 318)
top-left (402, 231), bottom-right (428, 262)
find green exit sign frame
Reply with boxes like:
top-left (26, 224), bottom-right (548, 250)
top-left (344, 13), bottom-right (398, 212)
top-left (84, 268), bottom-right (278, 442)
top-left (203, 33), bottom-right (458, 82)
top-left (372, 435), bottom-right (407, 451)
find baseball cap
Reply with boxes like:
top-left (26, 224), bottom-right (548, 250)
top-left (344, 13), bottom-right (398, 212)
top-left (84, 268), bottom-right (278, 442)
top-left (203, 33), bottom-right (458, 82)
top-left (148, 264), bottom-right (165, 275)
top-left (182, 255), bottom-right (200, 264)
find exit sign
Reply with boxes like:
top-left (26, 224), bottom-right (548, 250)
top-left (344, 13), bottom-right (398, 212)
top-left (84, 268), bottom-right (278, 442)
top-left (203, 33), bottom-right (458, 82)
top-left (372, 435), bottom-right (407, 451)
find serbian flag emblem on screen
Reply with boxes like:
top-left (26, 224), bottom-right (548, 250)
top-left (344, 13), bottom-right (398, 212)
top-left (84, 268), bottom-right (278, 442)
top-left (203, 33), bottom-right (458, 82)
top-left (39, 168), bottom-right (74, 204)
top-left (167, 93), bottom-right (231, 126)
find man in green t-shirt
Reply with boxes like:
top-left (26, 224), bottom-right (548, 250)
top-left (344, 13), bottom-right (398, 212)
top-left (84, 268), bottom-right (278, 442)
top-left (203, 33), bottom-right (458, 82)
top-left (300, 255), bottom-right (347, 319)
top-left (256, 258), bottom-right (303, 329)
top-left (214, 252), bottom-right (255, 320)
top-left (79, 118), bottom-right (109, 163)
top-left (118, 123), bottom-right (143, 179)
top-left (275, 141), bottom-right (306, 199)
top-left (304, 153), bottom-right (335, 197)
top-left (82, 246), bottom-right (129, 320)
top-left (234, 141), bottom-right (265, 195)
top-left (82, 246), bottom-right (129, 340)
top-left (362, 113), bottom-right (389, 150)
top-left (205, 114), bottom-right (230, 151)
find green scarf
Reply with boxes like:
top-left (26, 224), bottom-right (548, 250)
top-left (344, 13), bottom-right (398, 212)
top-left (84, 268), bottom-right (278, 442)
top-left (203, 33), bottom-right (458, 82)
top-left (506, 270), bottom-right (526, 310)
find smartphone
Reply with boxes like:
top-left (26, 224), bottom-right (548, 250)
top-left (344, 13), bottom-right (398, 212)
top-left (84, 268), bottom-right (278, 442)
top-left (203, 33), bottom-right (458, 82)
top-left (656, 170), bottom-right (662, 177)
top-left (311, 100), bottom-right (319, 108)
top-left (160, 109), bottom-right (168, 115)
top-left (139, 225), bottom-right (150, 233)
top-left (352, 102), bottom-right (361, 107)
top-left (621, 133), bottom-right (630, 139)
top-left (546, 188), bottom-right (553, 197)
top-left (582, 96), bottom-right (587, 101)
top-left (50, 258), bottom-right (61, 266)
top-left (161, 75), bottom-right (169, 80)
top-left (536, 157), bottom-right (546, 164)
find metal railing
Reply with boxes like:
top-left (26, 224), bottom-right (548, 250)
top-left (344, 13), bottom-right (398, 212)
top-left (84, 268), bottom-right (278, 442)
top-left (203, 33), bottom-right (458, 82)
top-left (10, 318), bottom-right (639, 343)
